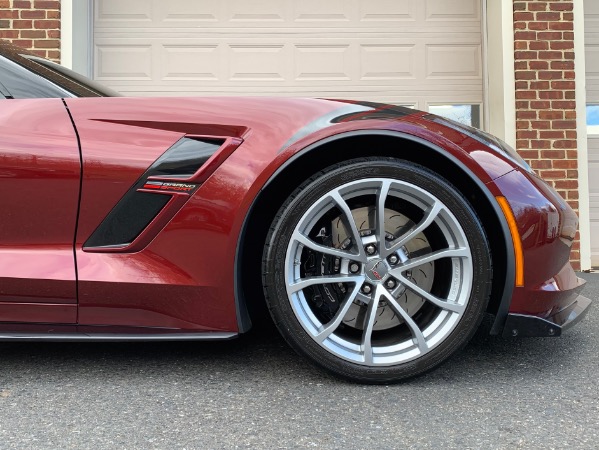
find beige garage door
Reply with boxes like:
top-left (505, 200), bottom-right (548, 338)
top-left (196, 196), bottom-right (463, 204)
top-left (585, 1), bottom-right (599, 267)
top-left (92, 0), bottom-right (483, 120)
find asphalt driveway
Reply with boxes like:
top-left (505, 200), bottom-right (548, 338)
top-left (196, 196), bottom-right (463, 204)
top-left (0, 273), bottom-right (597, 449)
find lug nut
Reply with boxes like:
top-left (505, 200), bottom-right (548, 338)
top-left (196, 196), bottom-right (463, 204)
top-left (365, 244), bottom-right (377, 255)
top-left (385, 279), bottom-right (396, 289)
top-left (361, 284), bottom-right (372, 295)
top-left (349, 263), bottom-right (360, 273)
top-left (388, 254), bottom-right (399, 265)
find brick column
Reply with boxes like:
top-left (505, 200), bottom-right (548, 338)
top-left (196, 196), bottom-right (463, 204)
top-left (513, 0), bottom-right (580, 269)
top-left (0, 0), bottom-right (60, 62)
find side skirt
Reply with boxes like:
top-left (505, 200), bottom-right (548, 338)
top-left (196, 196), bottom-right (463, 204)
top-left (0, 326), bottom-right (237, 342)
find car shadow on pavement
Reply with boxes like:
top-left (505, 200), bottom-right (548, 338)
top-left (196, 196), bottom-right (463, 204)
top-left (0, 309), bottom-right (592, 387)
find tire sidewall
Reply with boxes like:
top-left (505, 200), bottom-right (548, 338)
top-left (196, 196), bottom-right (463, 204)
top-left (263, 158), bottom-right (492, 383)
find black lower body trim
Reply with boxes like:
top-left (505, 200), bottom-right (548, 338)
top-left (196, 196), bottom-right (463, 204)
top-left (0, 332), bottom-right (237, 342)
top-left (502, 293), bottom-right (592, 338)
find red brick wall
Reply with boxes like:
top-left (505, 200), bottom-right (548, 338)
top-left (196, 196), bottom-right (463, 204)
top-left (0, 0), bottom-right (60, 62)
top-left (513, 0), bottom-right (580, 269)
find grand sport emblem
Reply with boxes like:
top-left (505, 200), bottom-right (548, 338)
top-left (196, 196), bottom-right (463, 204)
top-left (143, 181), bottom-right (198, 193)
top-left (365, 259), bottom-right (389, 282)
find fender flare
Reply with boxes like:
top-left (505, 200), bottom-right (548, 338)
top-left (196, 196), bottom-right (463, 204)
top-left (234, 129), bottom-right (515, 335)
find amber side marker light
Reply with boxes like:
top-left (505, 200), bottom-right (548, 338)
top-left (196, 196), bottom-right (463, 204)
top-left (496, 196), bottom-right (524, 287)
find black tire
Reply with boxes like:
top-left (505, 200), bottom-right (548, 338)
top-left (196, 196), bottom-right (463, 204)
top-left (262, 158), bottom-right (492, 383)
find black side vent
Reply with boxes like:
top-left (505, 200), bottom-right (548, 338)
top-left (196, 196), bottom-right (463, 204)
top-left (149, 137), bottom-right (221, 178)
top-left (84, 192), bottom-right (170, 248)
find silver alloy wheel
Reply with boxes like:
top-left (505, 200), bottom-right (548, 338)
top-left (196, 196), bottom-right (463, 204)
top-left (284, 178), bottom-right (473, 366)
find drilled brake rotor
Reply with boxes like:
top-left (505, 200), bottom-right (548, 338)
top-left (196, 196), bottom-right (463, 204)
top-left (333, 206), bottom-right (434, 331)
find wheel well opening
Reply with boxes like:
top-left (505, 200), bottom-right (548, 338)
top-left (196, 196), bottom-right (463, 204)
top-left (238, 134), bottom-right (508, 329)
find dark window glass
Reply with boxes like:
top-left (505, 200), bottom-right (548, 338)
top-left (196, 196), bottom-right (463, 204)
top-left (0, 41), bottom-right (120, 98)
top-left (0, 54), bottom-right (69, 99)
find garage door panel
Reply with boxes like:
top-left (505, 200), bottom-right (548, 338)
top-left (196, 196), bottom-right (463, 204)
top-left (162, 2), bottom-right (222, 23)
top-left (93, 37), bottom-right (482, 90)
top-left (161, 45), bottom-right (219, 81)
top-left (359, 44), bottom-right (415, 80)
top-left (589, 141), bottom-right (599, 197)
top-left (425, 44), bottom-right (482, 79)
top-left (586, 0), bottom-right (599, 266)
top-left (584, 0), bottom-right (599, 23)
top-left (426, 0), bottom-right (480, 21)
top-left (586, 37), bottom-right (599, 103)
top-left (94, 45), bottom-right (152, 80)
top-left (227, 0), bottom-right (287, 22)
top-left (589, 139), bottom-right (599, 267)
top-left (230, 44), bottom-right (288, 81)
top-left (96, 0), bottom-right (153, 22)
top-left (94, 0), bottom-right (481, 31)
top-left (359, 0), bottom-right (414, 23)
top-left (292, 0), bottom-right (354, 22)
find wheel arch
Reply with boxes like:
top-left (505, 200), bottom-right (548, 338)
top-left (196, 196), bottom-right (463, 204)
top-left (235, 130), bottom-right (515, 334)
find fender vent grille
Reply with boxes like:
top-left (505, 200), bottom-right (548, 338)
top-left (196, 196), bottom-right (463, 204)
top-left (84, 137), bottom-right (222, 249)
top-left (84, 192), bottom-right (170, 248)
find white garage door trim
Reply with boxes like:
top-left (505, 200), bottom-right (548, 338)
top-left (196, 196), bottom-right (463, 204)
top-left (60, 0), bottom-right (94, 76)
top-left (485, 0), bottom-right (516, 148)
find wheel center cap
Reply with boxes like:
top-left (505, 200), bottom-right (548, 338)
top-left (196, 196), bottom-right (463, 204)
top-left (365, 259), bottom-right (389, 283)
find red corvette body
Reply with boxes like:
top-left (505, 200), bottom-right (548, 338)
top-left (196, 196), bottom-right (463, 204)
top-left (1, 94), bottom-right (588, 337)
top-left (0, 40), bottom-right (592, 382)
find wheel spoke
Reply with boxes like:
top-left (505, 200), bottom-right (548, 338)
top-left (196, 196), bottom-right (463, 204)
top-left (283, 175), bottom-right (476, 369)
top-left (330, 191), bottom-right (367, 261)
top-left (380, 287), bottom-right (428, 352)
top-left (396, 274), bottom-right (465, 314)
top-left (375, 180), bottom-right (392, 249)
top-left (288, 275), bottom-right (364, 294)
top-left (292, 231), bottom-right (360, 261)
top-left (315, 283), bottom-right (362, 343)
top-left (382, 202), bottom-right (443, 257)
top-left (388, 247), bottom-right (469, 274)
top-left (361, 286), bottom-right (381, 365)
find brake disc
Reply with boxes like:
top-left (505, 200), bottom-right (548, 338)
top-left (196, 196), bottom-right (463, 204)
top-left (333, 206), bottom-right (434, 331)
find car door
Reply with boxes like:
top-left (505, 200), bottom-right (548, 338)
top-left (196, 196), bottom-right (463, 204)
top-left (0, 58), bottom-right (79, 324)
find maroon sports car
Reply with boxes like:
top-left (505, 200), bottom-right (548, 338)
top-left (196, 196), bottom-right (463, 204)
top-left (0, 41), bottom-right (591, 383)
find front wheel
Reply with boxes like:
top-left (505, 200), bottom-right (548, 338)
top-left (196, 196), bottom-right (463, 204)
top-left (262, 158), bottom-right (492, 383)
